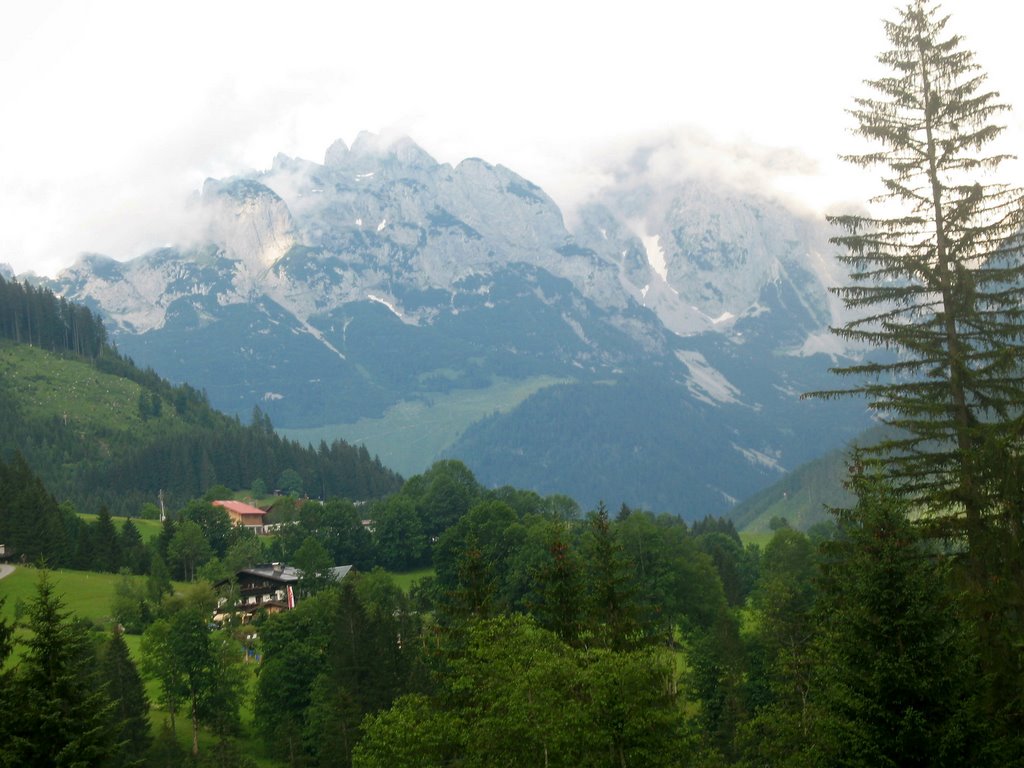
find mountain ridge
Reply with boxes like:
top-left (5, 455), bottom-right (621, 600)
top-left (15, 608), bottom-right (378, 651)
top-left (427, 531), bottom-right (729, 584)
top-left (39, 133), bottom-right (869, 517)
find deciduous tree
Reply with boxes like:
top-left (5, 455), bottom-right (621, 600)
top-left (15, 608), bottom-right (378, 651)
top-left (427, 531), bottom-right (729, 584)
top-left (141, 604), bottom-right (243, 759)
top-left (167, 519), bottom-right (212, 581)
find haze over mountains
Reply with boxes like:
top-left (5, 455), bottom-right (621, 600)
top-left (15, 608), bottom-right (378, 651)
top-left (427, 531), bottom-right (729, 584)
top-left (40, 133), bottom-right (870, 517)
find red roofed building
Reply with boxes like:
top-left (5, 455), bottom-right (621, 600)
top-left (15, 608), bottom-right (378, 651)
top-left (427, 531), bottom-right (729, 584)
top-left (213, 500), bottom-right (267, 534)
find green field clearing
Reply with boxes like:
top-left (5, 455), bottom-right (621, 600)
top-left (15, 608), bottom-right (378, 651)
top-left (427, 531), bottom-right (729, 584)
top-left (77, 512), bottom-right (165, 541)
top-left (0, 342), bottom-right (146, 433)
top-left (389, 567), bottom-right (435, 593)
top-left (0, 566), bottom-right (124, 626)
top-left (739, 530), bottom-right (775, 548)
top-left (279, 375), bottom-right (569, 476)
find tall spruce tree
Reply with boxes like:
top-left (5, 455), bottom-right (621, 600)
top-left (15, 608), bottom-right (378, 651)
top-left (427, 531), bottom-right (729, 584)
top-left (580, 503), bottom-right (642, 651)
top-left (811, 0), bottom-right (1024, 557)
top-left (8, 572), bottom-right (115, 767)
top-left (99, 628), bottom-right (152, 768)
top-left (809, 471), bottom-right (982, 767)
top-left (812, 1), bottom-right (1024, 748)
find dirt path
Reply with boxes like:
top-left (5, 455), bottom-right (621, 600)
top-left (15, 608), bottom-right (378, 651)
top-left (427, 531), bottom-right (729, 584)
top-left (0, 564), bottom-right (14, 580)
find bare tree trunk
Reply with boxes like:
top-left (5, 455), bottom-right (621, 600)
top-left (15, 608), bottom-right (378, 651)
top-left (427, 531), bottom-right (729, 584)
top-left (192, 696), bottom-right (200, 756)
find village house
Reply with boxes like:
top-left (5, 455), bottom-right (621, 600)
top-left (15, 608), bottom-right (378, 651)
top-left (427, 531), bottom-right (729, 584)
top-left (212, 499), bottom-right (268, 534)
top-left (214, 562), bottom-right (353, 623)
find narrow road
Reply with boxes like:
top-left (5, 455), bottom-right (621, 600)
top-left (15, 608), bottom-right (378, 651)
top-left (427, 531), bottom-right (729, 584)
top-left (0, 564), bottom-right (14, 580)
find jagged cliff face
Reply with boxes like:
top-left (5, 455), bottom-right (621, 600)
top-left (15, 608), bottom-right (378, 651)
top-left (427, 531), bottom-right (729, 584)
top-left (45, 134), bottom-right (866, 517)
top-left (55, 132), bottom-right (837, 348)
top-left (575, 177), bottom-right (844, 343)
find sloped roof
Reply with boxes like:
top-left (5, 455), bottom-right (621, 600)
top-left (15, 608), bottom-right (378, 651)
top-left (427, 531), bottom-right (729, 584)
top-left (213, 499), bottom-right (267, 517)
top-left (240, 563), bottom-right (301, 583)
top-left (215, 562), bottom-right (355, 590)
top-left (233, 563), bottom-right (354, 585)
top-left (330, 565), bottom-right (353, 581)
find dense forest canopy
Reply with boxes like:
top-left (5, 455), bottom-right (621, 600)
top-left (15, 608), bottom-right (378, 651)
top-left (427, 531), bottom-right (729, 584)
top-left (0, 274), bottom-right (107, 356)
top-left (0, 275), bottom-right (403, 515)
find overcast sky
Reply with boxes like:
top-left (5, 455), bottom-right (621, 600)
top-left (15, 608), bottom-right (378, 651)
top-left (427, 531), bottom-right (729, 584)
top-left (2, 0), bottom-right (1022, 278)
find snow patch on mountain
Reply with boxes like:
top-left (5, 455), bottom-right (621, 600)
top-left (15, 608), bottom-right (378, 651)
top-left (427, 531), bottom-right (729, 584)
top-left (794, 330), bottom-right (846, 358)
top-left (642, 234), bottom-right (668, 281)
top-left (366, 293), bottom-right (406, 321)
top-left (297, 319), bottom-right (346, 360)
top-left (732, 443), bottom-right (786, 473)
top-left (626, 218), bottom-right (669, 282)
top-left (676, 349), bottom-right (742, 406)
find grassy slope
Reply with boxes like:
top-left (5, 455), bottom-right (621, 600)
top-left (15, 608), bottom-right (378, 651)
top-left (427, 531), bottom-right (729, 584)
top-left (278, 375), bottom-right (569, 477)
top-left (77, 513), bottom-right (165, 542)
top-left (389, 566), bottom-right (435, 593)
top-left (731, 446), bottom-right (855, 534)
top-left (0, 566), bottom-right (123, 625)
top-left (738, 530), bottom-right (775, 548)
top-left (3, 340), bottom-right (406, 528)
top-left (1, 341), bottom-right (153, 434)
top-left (730, 426), bottom-right (893, 533)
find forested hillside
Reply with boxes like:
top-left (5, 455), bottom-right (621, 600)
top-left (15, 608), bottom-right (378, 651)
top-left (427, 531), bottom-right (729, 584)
top-left (0, 453), bottom-right (999, 767)
top-left (0, 275), bottom-right (402, 515)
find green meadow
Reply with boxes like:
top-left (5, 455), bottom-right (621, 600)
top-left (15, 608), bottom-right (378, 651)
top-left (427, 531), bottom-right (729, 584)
top-left (389, 566), bottom-right (435, 593)
top-left (279, 374), bottom-right (568, 476)
top-left (2, 341), bottom-right (146, 433)
top-left (77, 513), bottom-right (165, 542)
top-left (0, 565), bottom-right (123, 626)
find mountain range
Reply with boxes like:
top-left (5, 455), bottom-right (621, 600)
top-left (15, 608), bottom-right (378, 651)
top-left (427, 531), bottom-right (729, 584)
top-left (38, 133), bottom-right (870, 518)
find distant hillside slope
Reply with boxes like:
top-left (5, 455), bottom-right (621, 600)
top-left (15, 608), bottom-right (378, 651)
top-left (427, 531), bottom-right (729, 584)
top-left (0, 276), bottom-right (403, 515)
top-left (728, 426), bottom-right (891, 533)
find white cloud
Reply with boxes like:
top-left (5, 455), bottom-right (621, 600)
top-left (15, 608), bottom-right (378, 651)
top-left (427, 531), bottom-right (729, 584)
top-left (1, 0), bottom-right (1021, 277)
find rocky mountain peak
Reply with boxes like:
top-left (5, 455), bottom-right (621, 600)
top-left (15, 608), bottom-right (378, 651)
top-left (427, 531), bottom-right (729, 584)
top-left (201, 177), bottom-right (296, 273)
top-left (324, 132), bottom-right (438, 176)
top-left (40, 133), bottom-right (869, 518)
top-left (574, 174), bottom-right (841, 343)
top-left (323, 138), bottom-right (350, 167)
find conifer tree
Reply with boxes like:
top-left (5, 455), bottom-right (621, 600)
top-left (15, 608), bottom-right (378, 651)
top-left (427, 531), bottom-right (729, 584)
top-left (99, 628), bottom-right (152, 768)
top-left (119, 518), bottom-right (148, 574)
top-left (528, 528), bottom-right (583, 645)
top-left (809, 471), bottom-right (982, 767)
top-left (813, 0), bottom-right (1024, 746)
top-left (92, 506), bottom-right (122, 573)
top-left (814, 0), bottom-right (1024, 549)
top-left (9, 571), bottom-right (115, 766)
top-left (0, 452), bottom-right (70, 566)
top-left (580, 503), bottom-right (641, 651)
